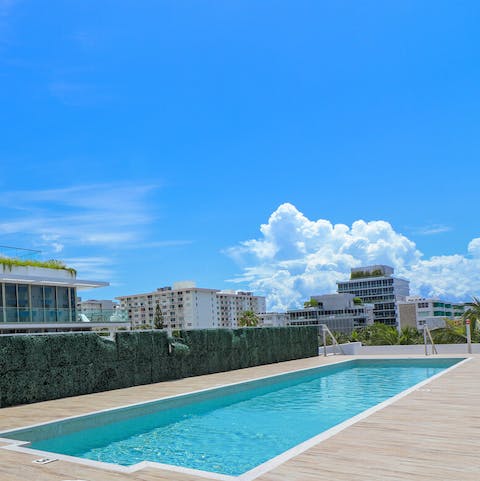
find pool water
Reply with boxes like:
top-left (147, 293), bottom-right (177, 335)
top-left (9, 358), bottom-right (462, 476)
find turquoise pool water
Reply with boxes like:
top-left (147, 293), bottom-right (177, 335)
top-left (6, 358), bottom-right (462, 476)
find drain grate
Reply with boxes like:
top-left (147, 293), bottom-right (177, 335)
top-left (32, 458), bottom-right (58, 465)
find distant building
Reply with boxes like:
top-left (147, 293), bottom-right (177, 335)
top-left (116, 281), bottom-right (266, 329)
top-left (259, 312), bottom-right (288, 327)
top-left (337, 265), bottom-right (409, 327)
top-left (286, 293), bottom-right (374, 334)
top-left (398, 296), bottom-right (466, 330)
top-left (76, 299), bottom-right (121, 324)
top-left (77, 299), bottom-right (119, 311)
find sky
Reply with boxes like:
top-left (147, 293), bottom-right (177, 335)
top-left (1, 1), bottom-right (480, 310)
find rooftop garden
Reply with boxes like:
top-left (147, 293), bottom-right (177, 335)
top-left (0, 257), bottom-right (77, 276)
top-left (350, 269), bottom-right (385, 279)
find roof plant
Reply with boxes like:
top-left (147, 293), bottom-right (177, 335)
top-left (350, 269), bottom-right (384, 279)
top-left (0, 257), bottom-right (77, 276)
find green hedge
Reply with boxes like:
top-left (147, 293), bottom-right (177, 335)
top-left (0, 326), bottom-right (317, 407)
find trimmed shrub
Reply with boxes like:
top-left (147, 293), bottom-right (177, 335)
top-left (0, 326), bottom-right (317, 408)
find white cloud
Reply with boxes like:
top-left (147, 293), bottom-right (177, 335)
top-left (63, 256), bottom-right (113, 281)
top-left (410, 224), bottom-right (452, 236)
top-left (0, 182), bottom-right (195, 281)
top-left (0, 183), bottom-right (157, 251)
top-left (227, 203), bottom-right (480, 310)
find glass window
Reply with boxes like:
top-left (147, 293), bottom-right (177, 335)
top-left (17, 284), bottom-right (30, 322)
top-left (5, 284), bottom-right (17, 307)
top-left (5, 284), bottom-right (17, 322)
top-left (43, 286), bottom-right (55, 308)
top-left (70, 288), bottom-right (76, 311)
top-left (57, 287), bottom-right (69, 322)
top-left (17, 285), bottom-right (29, 308)
top-left (44, 286), bottom-right (57, 322)
top-left (31, 286), bottom-right (43, 307)
top-left (31, 285), bottom-right (44, 322)
top-left (57, 287), bottom-right (69, 308)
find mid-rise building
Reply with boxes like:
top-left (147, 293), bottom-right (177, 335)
top-left (77, 299), bottom-right (119, 311)
top-left (76, 299), bottom-right (121, 324)
top-left (116, 281), bottom-right (266, 329)
top-left (0, 256), bottom-right (128, 332)
top-left (337, 265), bottom-right (409, 327)
top-left (398, 296), bottom-right (466, 330)
top-left (286, 293), bottom-right (374, 334)
top-left (259, 312), bottom-right (288, 327)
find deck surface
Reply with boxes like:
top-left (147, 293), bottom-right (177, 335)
top-left (0, 354), bottom-right (478, 481)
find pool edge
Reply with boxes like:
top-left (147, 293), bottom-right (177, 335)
top-left (0, 356), bottom-right (471, 481)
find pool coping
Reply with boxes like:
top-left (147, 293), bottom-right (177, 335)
top-left (0, 356), bottom-right (471, 481)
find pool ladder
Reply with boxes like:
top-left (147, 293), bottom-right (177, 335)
top-left (423, 325), bottom-right (438, 356)
top-left (320, 324), bottom-right (344, 356)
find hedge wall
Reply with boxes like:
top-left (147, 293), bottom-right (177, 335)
top-left (0, 326), bottom-right (317, 408)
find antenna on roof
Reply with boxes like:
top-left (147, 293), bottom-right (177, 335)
top-left (0, 245), bottom-right (42, 260)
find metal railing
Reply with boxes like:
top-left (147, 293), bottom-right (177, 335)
top-left (0, 307), bottom-right (129, 324)
top-left (423, 325), bottom-right (438, 355)
top-left (320, 324), bottom-right (344, 356)
top-left (77, 309), bottom-right (128, 324)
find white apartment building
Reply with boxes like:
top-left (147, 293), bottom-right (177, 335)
top-left (337, 265), bottom-right (409, 327)
top-left (217, 290), bottom-right (266, 328)
top-left (116, 281), bottom-right (266, 329)
top-left (398, 296), bottom-right (466, 330)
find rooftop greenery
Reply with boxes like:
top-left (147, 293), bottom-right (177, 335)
top-left (0, 257), bottom-right (77, 276)
top-left (350, 269), bottom-right (384, 279)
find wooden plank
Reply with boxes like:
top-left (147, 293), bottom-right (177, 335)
top-left (0, 355), bottom-right (477, 481)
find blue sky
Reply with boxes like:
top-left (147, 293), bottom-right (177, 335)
top-left (1, 1), bottom-right (480, 309)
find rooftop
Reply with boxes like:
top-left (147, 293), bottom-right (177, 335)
top-left (0, 354), bottom-right (477, 481)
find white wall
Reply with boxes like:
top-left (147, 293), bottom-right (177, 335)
top-left (357, 343), bottom-right (480, 355)
top-left (321, 343), bottom-right (480, 355)
top-left (193, 291), bottom-right (218, 329)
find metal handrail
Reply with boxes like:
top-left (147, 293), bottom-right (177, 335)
top-left (423, 325), bottom-right (438, 355)
top-left (320, 324), bottom-right (344, 356)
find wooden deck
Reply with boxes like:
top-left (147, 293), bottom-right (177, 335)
top-left (0, 354), bottom-right (478, 481)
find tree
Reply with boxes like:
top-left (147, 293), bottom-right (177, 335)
top-left (462, 296), bottom-right (480, 332)
top-left (431, 320), bottom-right (466, 344)
top-left (303, 298), bottom-right (319, 308)
top-left (153, 303), bottom-right (165, 329)
top-left (432, 315), bottom-right (480, 344)
top-left (354, 323), bottom-right (400, 345)
top-left (399, 326), bottom-right (423, 345)
top-left (238, 310), bottom-right (259, 327)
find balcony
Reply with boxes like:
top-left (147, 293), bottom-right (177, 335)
top-left (0, 308), bottom-right (129, 327)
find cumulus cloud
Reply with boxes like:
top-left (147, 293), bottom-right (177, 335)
top-left (227, 203), bottom-right (480, 310)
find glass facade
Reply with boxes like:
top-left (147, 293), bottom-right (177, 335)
top-left (287, 307), bottom-right (370, 334)
top-left (0, 283), bottom-right (77, 323)
top-left (337, 275), bottom-right (409, 327)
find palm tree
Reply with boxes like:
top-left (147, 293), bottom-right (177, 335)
top-left (355, 323), bottom-right (399, 345)
top-left (462, 296), bottom-right (480, 332)
top-left (431, 319), bottom-right (466, 344)
top-left (399, 326), bottom-right (423, 345)
top-left (238, 310), bottom-right (260, 327)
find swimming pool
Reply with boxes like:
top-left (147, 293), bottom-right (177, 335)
top-left (1, 358), bottom-right (465, 479)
